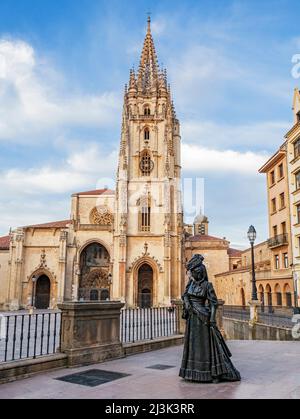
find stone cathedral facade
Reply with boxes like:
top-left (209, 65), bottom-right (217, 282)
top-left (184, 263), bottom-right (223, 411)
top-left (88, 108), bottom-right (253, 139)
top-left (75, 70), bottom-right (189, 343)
top-left (0, 19), bottom-right (185, 311)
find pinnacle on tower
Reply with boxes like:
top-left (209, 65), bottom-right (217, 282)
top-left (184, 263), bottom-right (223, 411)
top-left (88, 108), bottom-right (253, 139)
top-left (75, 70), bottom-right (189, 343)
top-left (129, 68), bottom-right (137, 90)
top-left (137, 17), bottom-right (160, 93)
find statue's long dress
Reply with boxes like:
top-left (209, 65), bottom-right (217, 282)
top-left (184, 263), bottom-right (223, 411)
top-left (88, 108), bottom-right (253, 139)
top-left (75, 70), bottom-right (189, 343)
top-left (179, 279), bottom-right (241, 382)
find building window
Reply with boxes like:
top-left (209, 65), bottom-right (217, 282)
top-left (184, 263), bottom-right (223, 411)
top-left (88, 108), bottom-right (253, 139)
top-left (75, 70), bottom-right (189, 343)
top-left (144, 127), bottom-right (150, 141)
top-left (278, 163), bottom-right (284, 179)
top-left (273, 225), bottom-right (278, 237)
top-left (279, 193), bottom-right (285, 209)
top-left (139, 194), bottom-right (151, 232)
top-left (295, 170), bottom-right (300, 190)
top-left (271, 198), bottom-right (276, 213)
top-left (274, 255), bottom-right (279, 270)
top-left (297, 204), bottom-right (300, 224)
top-left (270, 171), bottom-right (275, 185)
top-left (281, 222), bottom-right (286, 235)
top-left (140, 152), bottom-right (153, 176)
top-left (294, 138), bottom-right (300, 159)
top-left (283, 253), bottom-right (289, 269)
top-left (144, 106), bottom-right (151, 116)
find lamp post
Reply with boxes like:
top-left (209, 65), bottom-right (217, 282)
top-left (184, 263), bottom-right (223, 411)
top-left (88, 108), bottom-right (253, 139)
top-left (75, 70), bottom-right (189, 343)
top-left (248, 225), bottom-right (258, 301)
top-left (31, 276), bottom-right (37, 309)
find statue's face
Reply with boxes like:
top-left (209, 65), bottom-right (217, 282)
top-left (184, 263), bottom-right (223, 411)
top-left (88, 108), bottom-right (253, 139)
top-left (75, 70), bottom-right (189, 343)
top-left (191, 265), bottom-right (204, 281)
top-left (190, 268), bottom-right (199, 281)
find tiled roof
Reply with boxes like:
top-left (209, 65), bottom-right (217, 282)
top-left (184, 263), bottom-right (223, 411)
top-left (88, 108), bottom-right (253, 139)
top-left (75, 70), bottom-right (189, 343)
top-left (228, 248), bottom-right (242, 257)
top-left (25, 220), bottom-right (71, 229)
top-left (73, 189), bottom-right (115, 196)
top-left (0, 236), bottom-right (10, 250)
top-left (188, 234), bottom-right (228, 242)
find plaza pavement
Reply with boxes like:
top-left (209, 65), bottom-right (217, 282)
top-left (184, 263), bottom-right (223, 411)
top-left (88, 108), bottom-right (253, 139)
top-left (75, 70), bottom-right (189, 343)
top-left (0, 340), bottom-right (299, 399)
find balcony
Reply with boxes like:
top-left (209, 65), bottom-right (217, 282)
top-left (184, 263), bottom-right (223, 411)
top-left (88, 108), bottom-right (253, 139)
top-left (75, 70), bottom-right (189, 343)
top-left (267, 233), bottom-right (288, 248)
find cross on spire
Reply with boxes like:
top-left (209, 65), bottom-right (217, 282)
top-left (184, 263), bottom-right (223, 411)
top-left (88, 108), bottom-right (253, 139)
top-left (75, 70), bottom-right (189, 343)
top-left (147, 12), bottom-right (152, 34)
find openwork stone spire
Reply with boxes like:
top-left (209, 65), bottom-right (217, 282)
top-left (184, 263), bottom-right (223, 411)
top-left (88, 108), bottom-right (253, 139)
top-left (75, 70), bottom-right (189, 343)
top-left (137, 17), bottom-right (160, 94)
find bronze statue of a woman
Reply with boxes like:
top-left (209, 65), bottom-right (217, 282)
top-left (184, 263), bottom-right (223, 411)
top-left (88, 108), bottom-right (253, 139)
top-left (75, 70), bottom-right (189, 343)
top-left (179, 254), bottom-right (241, 383)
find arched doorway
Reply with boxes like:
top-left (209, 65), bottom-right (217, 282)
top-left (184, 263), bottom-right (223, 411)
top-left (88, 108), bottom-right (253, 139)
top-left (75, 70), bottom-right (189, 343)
top-left (284, 284), bottom-right (292, 307)
top-left (275, 284), bottom-right (282, 306)
top-left (35, 275), bottom-right (51, 309)
top-left (259, 285), bottom-right (264, 304)
top-left (258, 285), bottom-right (265, 312)
top-left (138, 264), bottom-right (153, 308)
top-left (79, 242), bottom-right (111, 301)
top-left (266, 284), bottom-right (272, 312)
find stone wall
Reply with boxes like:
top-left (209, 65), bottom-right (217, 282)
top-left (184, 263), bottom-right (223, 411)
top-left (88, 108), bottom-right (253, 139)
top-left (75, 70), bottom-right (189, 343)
top-left (0, 250), bottom-right (9, 310)
top-left (223, 317), bottom-right (297, 341)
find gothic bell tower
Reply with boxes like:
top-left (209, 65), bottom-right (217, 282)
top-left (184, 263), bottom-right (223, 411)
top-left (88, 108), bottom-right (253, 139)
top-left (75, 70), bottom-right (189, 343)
top-left (112, 18), bottom-right (184, 307)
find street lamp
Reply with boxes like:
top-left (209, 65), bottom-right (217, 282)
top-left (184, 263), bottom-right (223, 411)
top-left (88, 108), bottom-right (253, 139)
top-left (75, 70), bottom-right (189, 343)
top-left (31, 276), bottom-right (38, 309)
top-left (248, 225), bottom-right (258, 301)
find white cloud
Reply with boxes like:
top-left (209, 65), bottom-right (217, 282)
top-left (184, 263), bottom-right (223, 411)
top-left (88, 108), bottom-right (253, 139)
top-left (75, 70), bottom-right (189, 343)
top-left (171, 45), bottom-right (243, 93)
top-left (0, 39), bottom-right (121, 142)
top-left (67, 145), bottom-right (118, 174)
top-left (182, 143), bottom-right (268, 174)
top-left (0, 144), bottom-right (118, 235)
top-left (181, 120), bottom-right (289, 151)
top-left (151, 18), bottom-right (167, 37)
top-left (0, 198), bottom-right (69, 234)
top-left (0, 145), bottom-right (117, 196)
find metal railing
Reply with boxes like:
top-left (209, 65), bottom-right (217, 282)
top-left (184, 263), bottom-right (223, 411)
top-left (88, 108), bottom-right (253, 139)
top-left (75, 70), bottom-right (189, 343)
top-left (0, 312), bottom-right (61, 363)
top-left (120, 307), bottom-right (179, 344)
top-left (223, 305), bottom-right (250, 321)
top-left (267, 233), bottom-right (288, 248)
top-left (257, 306), bottom-right (294, 329)
top-left (223, 305), bottom-right (295, 329)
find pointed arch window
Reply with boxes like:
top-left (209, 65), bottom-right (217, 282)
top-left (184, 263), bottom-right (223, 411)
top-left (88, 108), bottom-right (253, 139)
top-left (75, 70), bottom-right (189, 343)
top-left (138, 194), bottom-right (151, 232)
top-left (144, 106), bottom-right (151, 116)
top-left (140, 151), bottom-right (153, 176)
top-left (144, 127), bottom-right (150, 141)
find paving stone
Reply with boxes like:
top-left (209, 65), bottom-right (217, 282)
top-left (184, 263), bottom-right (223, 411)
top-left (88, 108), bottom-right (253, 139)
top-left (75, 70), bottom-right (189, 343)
top-left (0, 341), bottom-right (300, 399)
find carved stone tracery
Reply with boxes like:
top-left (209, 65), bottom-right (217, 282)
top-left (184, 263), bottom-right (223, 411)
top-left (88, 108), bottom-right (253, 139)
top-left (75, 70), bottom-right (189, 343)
top-left (81, 268), bottom-right (110, 289)
top-left (90, 206), bottom-right (114, 226)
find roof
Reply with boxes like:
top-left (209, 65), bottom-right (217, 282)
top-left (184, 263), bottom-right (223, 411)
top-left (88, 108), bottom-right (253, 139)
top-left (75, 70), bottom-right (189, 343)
top-left (0, 236), bottom-right (10, 250)
top-left (228, 248), bottom-right (242, 257)
top-left (24, 220), bottom-right (71, 229)
top-left (72, 189), bottom-right (115, 197)
top-left (187, 234), bottom-right (228, 243)
top-left (258, 146), bottom-right (286, 173)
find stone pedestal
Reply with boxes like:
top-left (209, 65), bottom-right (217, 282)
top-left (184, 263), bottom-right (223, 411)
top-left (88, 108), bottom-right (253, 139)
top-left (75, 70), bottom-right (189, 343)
top-left (58, 302), bottom-right (125, 367)
top-left (171, 299), bottom-right (186, 335)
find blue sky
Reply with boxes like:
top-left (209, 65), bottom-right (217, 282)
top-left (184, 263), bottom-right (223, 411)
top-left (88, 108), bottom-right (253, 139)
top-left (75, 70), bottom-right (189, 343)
top-left (0, 0), bottom-right (300, 247)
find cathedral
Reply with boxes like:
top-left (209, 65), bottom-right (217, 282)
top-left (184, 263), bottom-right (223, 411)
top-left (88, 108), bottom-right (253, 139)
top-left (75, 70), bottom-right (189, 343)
top-left (0, 18), bottom-right (185, 311)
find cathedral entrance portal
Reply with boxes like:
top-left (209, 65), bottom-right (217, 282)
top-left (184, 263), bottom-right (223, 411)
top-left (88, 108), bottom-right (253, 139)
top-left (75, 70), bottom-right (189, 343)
top-left (79, 242), bottom-right (111, 301)
top-left (35, 275), bottom-right (51, 309)
top-left (138, 264), bottom-right (153, 308)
